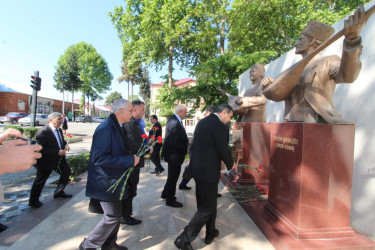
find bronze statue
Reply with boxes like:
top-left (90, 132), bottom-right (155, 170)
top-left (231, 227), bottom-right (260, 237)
top-left (262, 5), bottom-right (368, 124)
top-left (218, 63), bottom-right (267, 122)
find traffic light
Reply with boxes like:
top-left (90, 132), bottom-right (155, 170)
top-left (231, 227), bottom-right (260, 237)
top-left (30, 76), bottom-right (37, 90)
top-left (30, 75), bottom-right (42, 91)
top-left (36, 77), bottom-right (41, 91)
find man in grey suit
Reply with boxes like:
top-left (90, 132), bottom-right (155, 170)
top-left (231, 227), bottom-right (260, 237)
top-left (174, 104), bottom-right (234, 249)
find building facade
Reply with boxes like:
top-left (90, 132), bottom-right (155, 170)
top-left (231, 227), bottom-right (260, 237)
top-left (150, 78), bottom-right (204, 135)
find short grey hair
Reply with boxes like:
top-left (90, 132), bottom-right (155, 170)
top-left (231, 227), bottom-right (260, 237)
top-left (215, 104), bottom-right (233, 114)
top-left (111, 98), bottom-right (129, 114)
top-left (48, 112), bottom-right (62, 120)
top-left (175, 104), bottom-right (187, 113)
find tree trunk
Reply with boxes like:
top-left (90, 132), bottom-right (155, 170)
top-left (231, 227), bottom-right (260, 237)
top-left (220, 16), bottom-right (225, 55)
top-left (168, 44), bottom-right (174, 88)
top-left (62, 89), bottom-right (65, 114)
top-left (72, 91), bottom-right (74, 121)
top-left (128, 82), bottom-right (130, 100)
top-left (87, 94), bottom-right (90, 115)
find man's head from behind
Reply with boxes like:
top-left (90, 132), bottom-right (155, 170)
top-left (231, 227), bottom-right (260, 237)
top-left (48, 112), bottom-right (63, 129)
top-left (132, 100), bottom-right (145, 120)
top-left (215, 104), bottom-right (233, 124)
top-left (203, 105), bottom-right (216, 117)
top-left (112, 98), bottom-right (132, 124)
top-left (175, 105), bottom-right (188, 120)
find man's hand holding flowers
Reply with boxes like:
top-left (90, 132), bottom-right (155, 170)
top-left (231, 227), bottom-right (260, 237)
top-left (57, 134), bottom-right (72, 171)
top-left (107, 134), bottom-right (162, 199)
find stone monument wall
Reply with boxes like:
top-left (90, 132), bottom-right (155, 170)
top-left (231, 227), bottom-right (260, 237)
top-left (238, 0), bottom-right (375, 237)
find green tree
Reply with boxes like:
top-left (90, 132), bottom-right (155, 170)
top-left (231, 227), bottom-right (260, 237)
top-left (54, 46), bottom-right (83, 113)
top-left (74, 42), bottom-right (113, 112)
top-left (55, 42), bottom-right (113, 115)
top-left (105, 91), bottom-right (123, 106)
top-left (110, 0), bottom-right (197, 87)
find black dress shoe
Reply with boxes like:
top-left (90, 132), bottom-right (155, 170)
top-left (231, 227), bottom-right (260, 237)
top-left (217, 193), bottom-right (222, 197)
top-left (150, 170), bottom-right (157, 174)
top-left (161, 193), bottom-right (167, 199)
top-left (54, 191), bottom-right (73, 199)
top-left (121, 216), bottom-right (142, 225)
top-left (166, 200), bottom-right (183, 207)
top-left (179, 185), bottom-right (192, 190)
top-left (174, 234), bottom-right (194, 250)
top-left (28, 200), bottom-right (43, 208)
top-left (101, 242), bottom-right (128, 250)
top-left (205, 229), bottom-right (219, 245)
top-left (0, 223), bottom-right (8, 233)
top-left (156, 170), bottom-right (164, 176)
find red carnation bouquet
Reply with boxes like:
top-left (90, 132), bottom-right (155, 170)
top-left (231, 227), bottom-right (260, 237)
top-left (107, 134), bottom-right (162, 199)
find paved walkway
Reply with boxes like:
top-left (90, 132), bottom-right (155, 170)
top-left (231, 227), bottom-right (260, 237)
top-left (0, 136), bottom-right (274, 249)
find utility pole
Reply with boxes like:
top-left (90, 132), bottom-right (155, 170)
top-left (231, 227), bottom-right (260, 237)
top-left (30, 70), bottom-right (42, 127)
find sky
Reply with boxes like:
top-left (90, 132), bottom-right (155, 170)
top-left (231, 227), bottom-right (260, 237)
top-left (0, 0), bottom-right (190, 105)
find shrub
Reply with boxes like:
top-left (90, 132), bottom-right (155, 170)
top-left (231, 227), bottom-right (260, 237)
top-left (4, 125), bottom-right (24, 134)
top-left (67, 152), bottom-right (90, 181)
top-left (23, 127), bottom-right (39, 139)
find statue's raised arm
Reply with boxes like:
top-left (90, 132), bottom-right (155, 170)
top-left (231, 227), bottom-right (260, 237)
top-left (262, 4), bottom-right (373, 124)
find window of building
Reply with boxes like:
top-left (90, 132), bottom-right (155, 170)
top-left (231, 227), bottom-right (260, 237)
top-left (18, 100), bottom-right (25, 110)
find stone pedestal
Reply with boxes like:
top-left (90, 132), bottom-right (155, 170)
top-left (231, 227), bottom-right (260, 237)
top-left (222, 122), bottom-right (271, 186)
top-left (241, 122), bottom-right (271, 185)
top-left (222, 122), bottom-right (375, 249)
top-left (266, 123), bottom-right (356, 239)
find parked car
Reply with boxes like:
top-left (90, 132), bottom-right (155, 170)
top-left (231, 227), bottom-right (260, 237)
top-left (1, 112), bottom-right (29, 124)
top-left (93, 117), bottom-right (106, 123)
top-left (19, 114), bottom-right (49, 126)
top-left (0, 116), bottom-right (6, 124)
top-left (75, 115), bottom-right (93, 123)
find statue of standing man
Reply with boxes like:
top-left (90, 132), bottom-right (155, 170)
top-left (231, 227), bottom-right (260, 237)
top-left (262, 5), bottom-right (366, 124)
top-left (219, 63), bottom-right (267, 122)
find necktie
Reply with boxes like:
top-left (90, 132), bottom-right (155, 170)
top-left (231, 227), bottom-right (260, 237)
top-left (56, 129), bottom-right (63, 149)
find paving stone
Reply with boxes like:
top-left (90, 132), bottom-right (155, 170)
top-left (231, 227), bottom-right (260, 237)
top-left (4, 209), bottom-right (21, 218)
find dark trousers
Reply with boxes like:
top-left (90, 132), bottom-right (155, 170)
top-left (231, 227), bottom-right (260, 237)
top-left (122, 197), bottom-right (133, 218)
top-left (183, 181), bottom-right (218, 242)
top-left (150, 152), bottom-right (164, 172)
top-left (179, 178), bottom-right (190, 188)
top-left (162, 154), bottom-right (183, 202)
top-left (29, 161), bottom-right (71, 203)
top-left (83, 200), bottom-right (122, 249)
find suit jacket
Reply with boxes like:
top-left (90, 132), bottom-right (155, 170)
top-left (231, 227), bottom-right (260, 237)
top-left (86, 114), bottom-right (135, 201)
top-left (190, 114), bottom-right (233, 184)
top-left (35, 124), bottom-right (67, 171)
top-left (123, 117), bottom-right (144, 196)
top-left (161, 114), bottom-right (188, 164)
top-left (149, 121), bottom-right (162, 157)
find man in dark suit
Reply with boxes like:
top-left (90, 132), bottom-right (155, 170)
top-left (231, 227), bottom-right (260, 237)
top-left (161, 105), bottom-right (189, 208)
top-left (174, 104), bottom-right (234, 249)
top-left (29, 112), bottom-right (73, 208)
top-left (121, 100), bottom-right (148, 226)
top-left (149, 114), bottom-right (164, 175)
top-left (178, 105), bottom-right (216, 190)
top-left (80, 99), bottom-right (140, 250)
